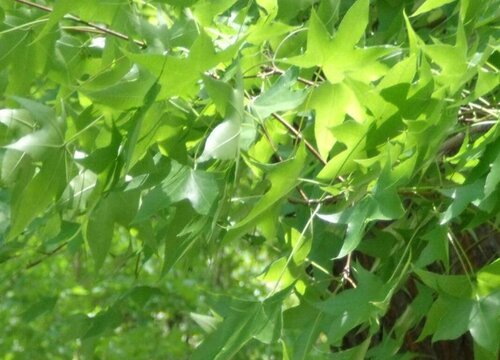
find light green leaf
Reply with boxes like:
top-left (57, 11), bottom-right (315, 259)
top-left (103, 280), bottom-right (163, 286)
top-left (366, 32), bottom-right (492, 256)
top-left (192, 0), bottom-right (238, 26)
top-left (190, 312), bottom-right (221, 333)
top-left (203, 75), bottom-right (233, 116)
top-left (317, 120), bottom-right (370, 180)
top-left (4, 98), bottom-right (65, 160)
top-left (477, 260), bottom-right (500, 296)
top-left (6, 126), bottom-right (62, 160)
top-left (334, 0), bottom-right (370, 50)
top-left (474, 68), bottom-right (500, 98)
top-left (484, 152), bottom-right (500, 197)
top-left (308, 82), bottom-right (364, 158)
top-left (198, 119), bottom-right (241, 162)
top-left (256, 0), bottom-right (278, 15)
top-left (199, 73), bottom-right (245, 162)
top-left (412, 0), bottom-right (457, 17)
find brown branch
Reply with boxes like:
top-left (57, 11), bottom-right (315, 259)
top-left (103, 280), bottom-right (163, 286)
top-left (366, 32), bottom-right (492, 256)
top-left (271, 113), bottom-right (327, 165)
top-left (260, 123), bottom-right (312, 204)
top-left (13, 0), bottom-right (147, 48)
top-left (259, 65), bottom-right (320, 87)
top-left (25, 242), bottom-right (68, 269)
top-left (288, 194), bottom-right (341, 205)
top-left (440, 121), bottom-right (496, 156)
top-left (341, 253), bottom-right (357, 288)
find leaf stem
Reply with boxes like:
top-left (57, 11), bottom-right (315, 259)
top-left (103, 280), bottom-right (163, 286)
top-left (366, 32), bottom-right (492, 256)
top-left (13, 0), bottom-right (147, 48)
top-left (271, 113), bottom-right (327, 165)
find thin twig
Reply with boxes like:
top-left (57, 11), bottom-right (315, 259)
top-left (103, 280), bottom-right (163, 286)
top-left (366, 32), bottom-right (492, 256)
top-left (288, 194), bottom-right (341, 205)
top-left (341, 253), bottom-right (357, 288)
top-left (25, 242), bottom-right (68, 269)
top-left (13, 0), bottom-right (147, 48)
top-left (259, 65), bottom-right (320, 87)
top-left (440, 121), bottom-right (496, 155)
top-left (271, 113), bottom-right (327, 165)
top-left (260, 124), bottom-right (312, 204)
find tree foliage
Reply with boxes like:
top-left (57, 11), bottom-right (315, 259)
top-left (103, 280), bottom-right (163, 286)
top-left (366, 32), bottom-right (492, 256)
top-left (0, 0), bottom-right (499, 358)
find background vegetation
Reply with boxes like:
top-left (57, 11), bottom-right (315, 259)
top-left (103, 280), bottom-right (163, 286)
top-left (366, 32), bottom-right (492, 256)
top-left (0, 0), bottom-right (498, 358)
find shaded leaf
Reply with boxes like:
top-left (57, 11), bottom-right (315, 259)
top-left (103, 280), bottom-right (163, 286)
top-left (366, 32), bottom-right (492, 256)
top-left (251, 67), bottom-right (307, 119)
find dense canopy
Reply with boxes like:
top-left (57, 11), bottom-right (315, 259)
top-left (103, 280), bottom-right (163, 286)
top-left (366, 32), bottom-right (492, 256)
top-left (0, 0), bottom-right (499, 358)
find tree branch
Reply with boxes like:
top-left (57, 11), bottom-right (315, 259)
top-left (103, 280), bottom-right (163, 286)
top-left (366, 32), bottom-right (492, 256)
top-left (271, 113), bottom-right (327, 165)
top-left (13, 0), bottom-right (147, 48)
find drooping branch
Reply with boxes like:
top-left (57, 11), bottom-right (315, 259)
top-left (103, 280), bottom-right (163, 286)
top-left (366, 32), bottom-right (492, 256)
top-left (13, 0), bottom-right (147, 48)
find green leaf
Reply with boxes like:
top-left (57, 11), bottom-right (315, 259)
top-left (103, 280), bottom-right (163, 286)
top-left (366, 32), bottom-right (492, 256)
top-left (198, 119), bottom-right (241, 162)
top-left (77, 125), bottom-right (122, 174)
top-left (122, 81), bottom-right (161, 172)
top-left (291, 312), bottom-right (323, 360)
top-left (416, 225), bottom-right (449, 269)
top-left (315, 267), bottom-right (388, 342)
top-left (412, 0), bottom-right (457, 17)
top-left (474, 68), bottom-right (500, 98)
top-left (199, 73), bottom-right (245, 162)
top-left (251, 67), bottom-right (307, 120)
top-left (432, 296), bottom-right (473, 342)
top-left (286, 0), bottom-right (391, 83)
top-left (83, 307), bottom-right (122, 339)
top-left (317, 120), bottom-right (370, 180)
top-left (81, 70), bottom-right (157, 110)
top-left (333, 0), bottom-right (370, 50)
top-left (203, 75), bottom-right (233, 116)
top-left (8, 149), bottom-right (66, 240)
top-left (318, 199), bottom-right (372, 258)
top-left (21, 296), bottom-right (58, 322)
top-left (469, 292), bottom-right (500, 356)
top-left (86, 190), bottom-right (139, 271)
top-left (439, 180), bottom-right (485, 224)
top-left (414, 269), bottom-right (473, 298)
top-left (164, 162), bottom-right (220, 215)
top-left (192, 0), bottom-right (238, 26)
top-left (255, 0), bottom-right (278, 15)
top-left (419, 292), bottom-right (481, 344)
top-left (224, 145), bottom-right (306, 242)
top-left (5, 98), bottom-right (65, 160)
top-left (190, 312), bottom-right (221, 333)
top-left (484, 152), bottom-right (500, 197)
top-left (477, 260), bottom-right (500, 297)
top-left (308, 82), bottom-right (364, 158)
top-left (137, 161), bottom-right (219, 220)
top-left (192, 288), bottom-right (291, 360)
top-left (161, 203), bottom-right (208, 275)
